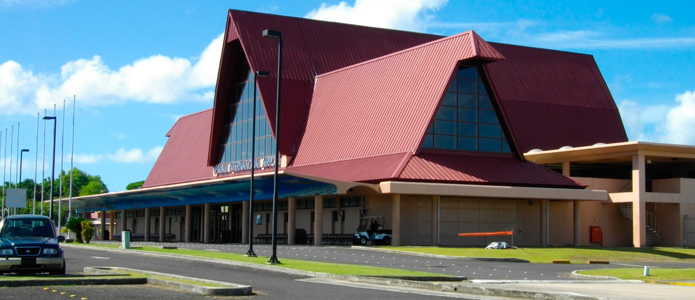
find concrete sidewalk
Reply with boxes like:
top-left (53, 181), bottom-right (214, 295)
top-left (496, 282), bottom-right (694, 300)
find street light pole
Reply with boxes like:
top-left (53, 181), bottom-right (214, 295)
top-left (246, 70), bottom-right (270, 258)
top-left (43, 116), bottom-right (57, 222)
top-left (18, 149), bottom-right (29, 215)
top-left (262, 29), bottom-right (283, 265)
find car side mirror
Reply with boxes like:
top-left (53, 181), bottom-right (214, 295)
top-left (57, 236), bottom-right (65, 243)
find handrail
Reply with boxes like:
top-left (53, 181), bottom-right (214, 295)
top-left (646, 211), bottom-right (660, 236)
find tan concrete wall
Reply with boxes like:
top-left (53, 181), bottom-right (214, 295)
top-left (400, 195), bottom-right (433, 245)
top-left (296, 208), bottom-right (312, 234)
top-left (438, 197), bottom-right (519, 246)
top-left (344, 207), bottom-right (361, 234)
top-left (653, 179), bottom-right (681, 193)
top-left (579, 201), bottom-right (632, 247)
top-left (572, 177), bottom-right (630, 193)
top-left (365, 194), bottom-right (393, 229)
top-left (516, 199), bottom-right (541, 246)
top-left (648, 202), bottom-right (682, 246)
top-left (549, 200), bottom-right (573, 246)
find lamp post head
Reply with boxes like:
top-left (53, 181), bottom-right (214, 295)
top-left (43, 116), bottom-right (56, 120)
top-left (21, 149), bottom-right (29, 153)
top-left (262, 29), bottom-right (282, 39)
top-left (255, 71), bottom-right (270, 77)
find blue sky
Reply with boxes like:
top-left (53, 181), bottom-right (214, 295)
top-left (1, 0), bottom-right (694, 192)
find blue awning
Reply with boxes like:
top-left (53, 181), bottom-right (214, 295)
top-left (71, 174), bottom-right (337, 213)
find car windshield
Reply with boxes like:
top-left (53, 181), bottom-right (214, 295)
top-left (1, 219), bottom-right (54, 238)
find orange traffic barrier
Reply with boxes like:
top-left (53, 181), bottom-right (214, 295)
top-left (458, 231), bottom-right (513, 237)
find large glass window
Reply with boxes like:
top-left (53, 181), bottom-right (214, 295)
top-left (217, 62), bottom-right (276, 170)
top-left (423, 66), bottom-right (512, 153)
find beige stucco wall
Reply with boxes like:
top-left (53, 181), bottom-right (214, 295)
top-left (515, 199), bottom-right (541, 246)
top-left (400, 195), bottom-right (433, 245)
top-left (572, 177), bottom-right (630, 193)
top-left (549, 200), bottom-right (573, 246)
top-left (578, 201), bottom-right (632, 247)
top-left (364, 194), bottom-right (393, 229)
top-left (648, 202), bottom-right (682, 246)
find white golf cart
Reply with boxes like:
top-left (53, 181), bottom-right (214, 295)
top-left (353, 216), bottom-right (392, 245)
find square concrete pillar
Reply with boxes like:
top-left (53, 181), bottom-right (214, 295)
top-left (314, 196), bottom-right (323, 246)
top-left (144, 207), bottom-right (151, 242)
top-left (632, 154), bottom-right (647, 248)
top-left (100, 210), bottom-right (106, 240)
top-left (392, 194), bottom-right (401, 246)
top-left (432, 195), bottom-right (438, 246)
top-left (242, 201), bottom-right (249, 244)
top-left (562, 161), bottom-right (570, 177)
top-left (203, 203), bottom-right (211, 244)
top-left (288, 197), bottom-right (296, 245)
top-left (121, 209), bottom-right (127, 233)
top-left (109, 212), bottom-right (115, 240)
top-left (573, 200), bottom-right (581, 247)
top-left (184, 205), bottom-right (192, 242)
top-left (159, 207), bottom-right (165, 242)
top-left (541, 199), bottom-right (549, 247)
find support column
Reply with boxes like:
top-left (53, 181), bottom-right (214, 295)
top-left (314, 196), bottom-right (323, 246)
top-left (100, 210), bottom-right (106, 240)
top-left (203, 203), bottom-right (211, 244)
top-left (184, 205), bottom-right (192, 243)
top-left (562, 161), bottom-right (570, 177)
top-left (120, 209), bottom-right (127, 233)
top-left (288, 197), bottom-right (296, 245)
top-left (158, 207), bottom-right (165, 242)
top-left (633, 154), bottom-right (647, 247)
top-left (392, 194), bottom-right (401, 246)
top-left (109, 212), bottom-right (114, 240)
top-left (541, 199), bottom-right (549, 247)
top-left (432, 195), bottom-right (438, 246)
top-left (144, 207), bottom-right (151, 242)
top-left (573, 201), bottom-right (581, 247)
top-left (242, 201), bottom-right (249, 244)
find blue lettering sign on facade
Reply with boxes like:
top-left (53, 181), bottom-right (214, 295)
top-left (214, 156), bottom-right (276, 175)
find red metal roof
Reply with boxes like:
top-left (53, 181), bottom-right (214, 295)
top-left (143, 109), bottom-right (214, 188)
top-left (287, 152), bottom-right (412, 182)
top-left (483, 43), bottom-right (627, 153)
top-left (292, 31), bottom-right (504, 166)
top-left (208, 10), bottom-right (441, 165)
top-left (399, 151), bottom-right (584, 188)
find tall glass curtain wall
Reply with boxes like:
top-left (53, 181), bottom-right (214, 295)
top-left (423, 66), bottom-right (511, 153)
top-left (219, 64), bottom-right (276, 166)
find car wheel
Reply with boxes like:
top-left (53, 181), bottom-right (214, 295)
top-left (359, 237), bottom-right (368, 245)
top-left (49, 260), bottom-right (66, 275)
top-left (382, 236), bottom-right (391, 246)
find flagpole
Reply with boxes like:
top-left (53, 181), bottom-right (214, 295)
top-left (2, 128), bottom-right (7, 219)
top-left (68, 96), bottom-right (75, 221)
top-left (58, 100), bottom-right (65, 233)
top-left (41, 109), bottom-right (47, 216)
top-left (15, 122), bottom-right (20, 215)
top-left (0, 130), bottom-right (3, 220)
top-left (9, 125), bottom-right (13, 216)
top-left (33, 113), bottom-right (39, 215)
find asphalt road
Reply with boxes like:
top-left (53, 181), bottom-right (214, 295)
top-left (89, 241), bottom-right (648, 280)
top-left (61, 246), bottom-right (467, 300)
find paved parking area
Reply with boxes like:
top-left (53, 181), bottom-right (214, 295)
top-left (89, 241), bottom-right (648, 280)
top-left (0, 285), bottom-right (239, 300)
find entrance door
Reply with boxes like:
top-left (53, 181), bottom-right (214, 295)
top-left (191, 207), bottom-right (202, 242)
top-left (231, 203), bottom-right (243, 243)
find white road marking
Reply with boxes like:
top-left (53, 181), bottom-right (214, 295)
top-left (91, 256), bottom-right (110, 259)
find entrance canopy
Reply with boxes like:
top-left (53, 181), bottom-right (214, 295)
top-left (68, 173), bottom-right (337, 213)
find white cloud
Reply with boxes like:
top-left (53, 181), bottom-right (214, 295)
top-left (72, 153), bottom-right (104, 164)
top-left (658, 91), bottom-right (695, 144)
top-left (306, 0), bottom-right (447, 32)
top-left (108, 146), bottom-right (163, 164)
top-left (651, 13), bottom-right (673, 24)
top-left (0, 33), bottom-right (223, 116)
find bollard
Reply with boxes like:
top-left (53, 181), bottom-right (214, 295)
top-left (643, 266), bottom-right (650, 277)
top-left (121, 230), bottom-right (131, 249)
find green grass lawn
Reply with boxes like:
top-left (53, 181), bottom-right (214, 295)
top-left (577, 268), bottom-right (695, 281)
top-left (66, 243), bottom-right (449, 277)
top-left (385, 246), bottom-right (695, 264)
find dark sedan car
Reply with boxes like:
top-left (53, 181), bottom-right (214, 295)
top-left (0, 215), bottom-right (65, 275)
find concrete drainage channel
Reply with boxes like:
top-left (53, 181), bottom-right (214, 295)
top-left (83, 266), bottom-right (252, 296)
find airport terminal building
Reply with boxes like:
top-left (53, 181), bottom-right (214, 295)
top-left (72, 10), bottom-right (695, 248)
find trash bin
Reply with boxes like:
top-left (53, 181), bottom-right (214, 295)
top-left (295, 228), bottom-right (307, 245)
top-left (121, 230), bottom-right (131, 249)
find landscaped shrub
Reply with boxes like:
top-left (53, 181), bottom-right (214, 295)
top-left (65, 217), bottom-right (87, 243)
top-left (81, 220), bottom-right (94, 244)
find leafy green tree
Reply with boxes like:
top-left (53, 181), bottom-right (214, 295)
top-left (126, 180), bottom-right (144, 190)
top-left (65, 217), bottom-right (87, 243)
top-left (80, 178), bottom-right (108, 196)
top-left (81, 220), bottom-right (94, 244)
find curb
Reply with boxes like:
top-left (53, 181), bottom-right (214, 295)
top-left (85, 267), bottom-right (252, 296)
top-left (570, 270), bottom-right (623, 280)
top-left (0, 276), bottom-right (146, 287)
top-left (65, 244), bottom-right (632, 300)
top-left (471, 279), bottom-right (644, 284)
top-left (350, 246), bottom-right (530, 263)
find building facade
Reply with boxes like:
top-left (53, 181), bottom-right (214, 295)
top-left (71, 10), bottom-right (695, 248)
